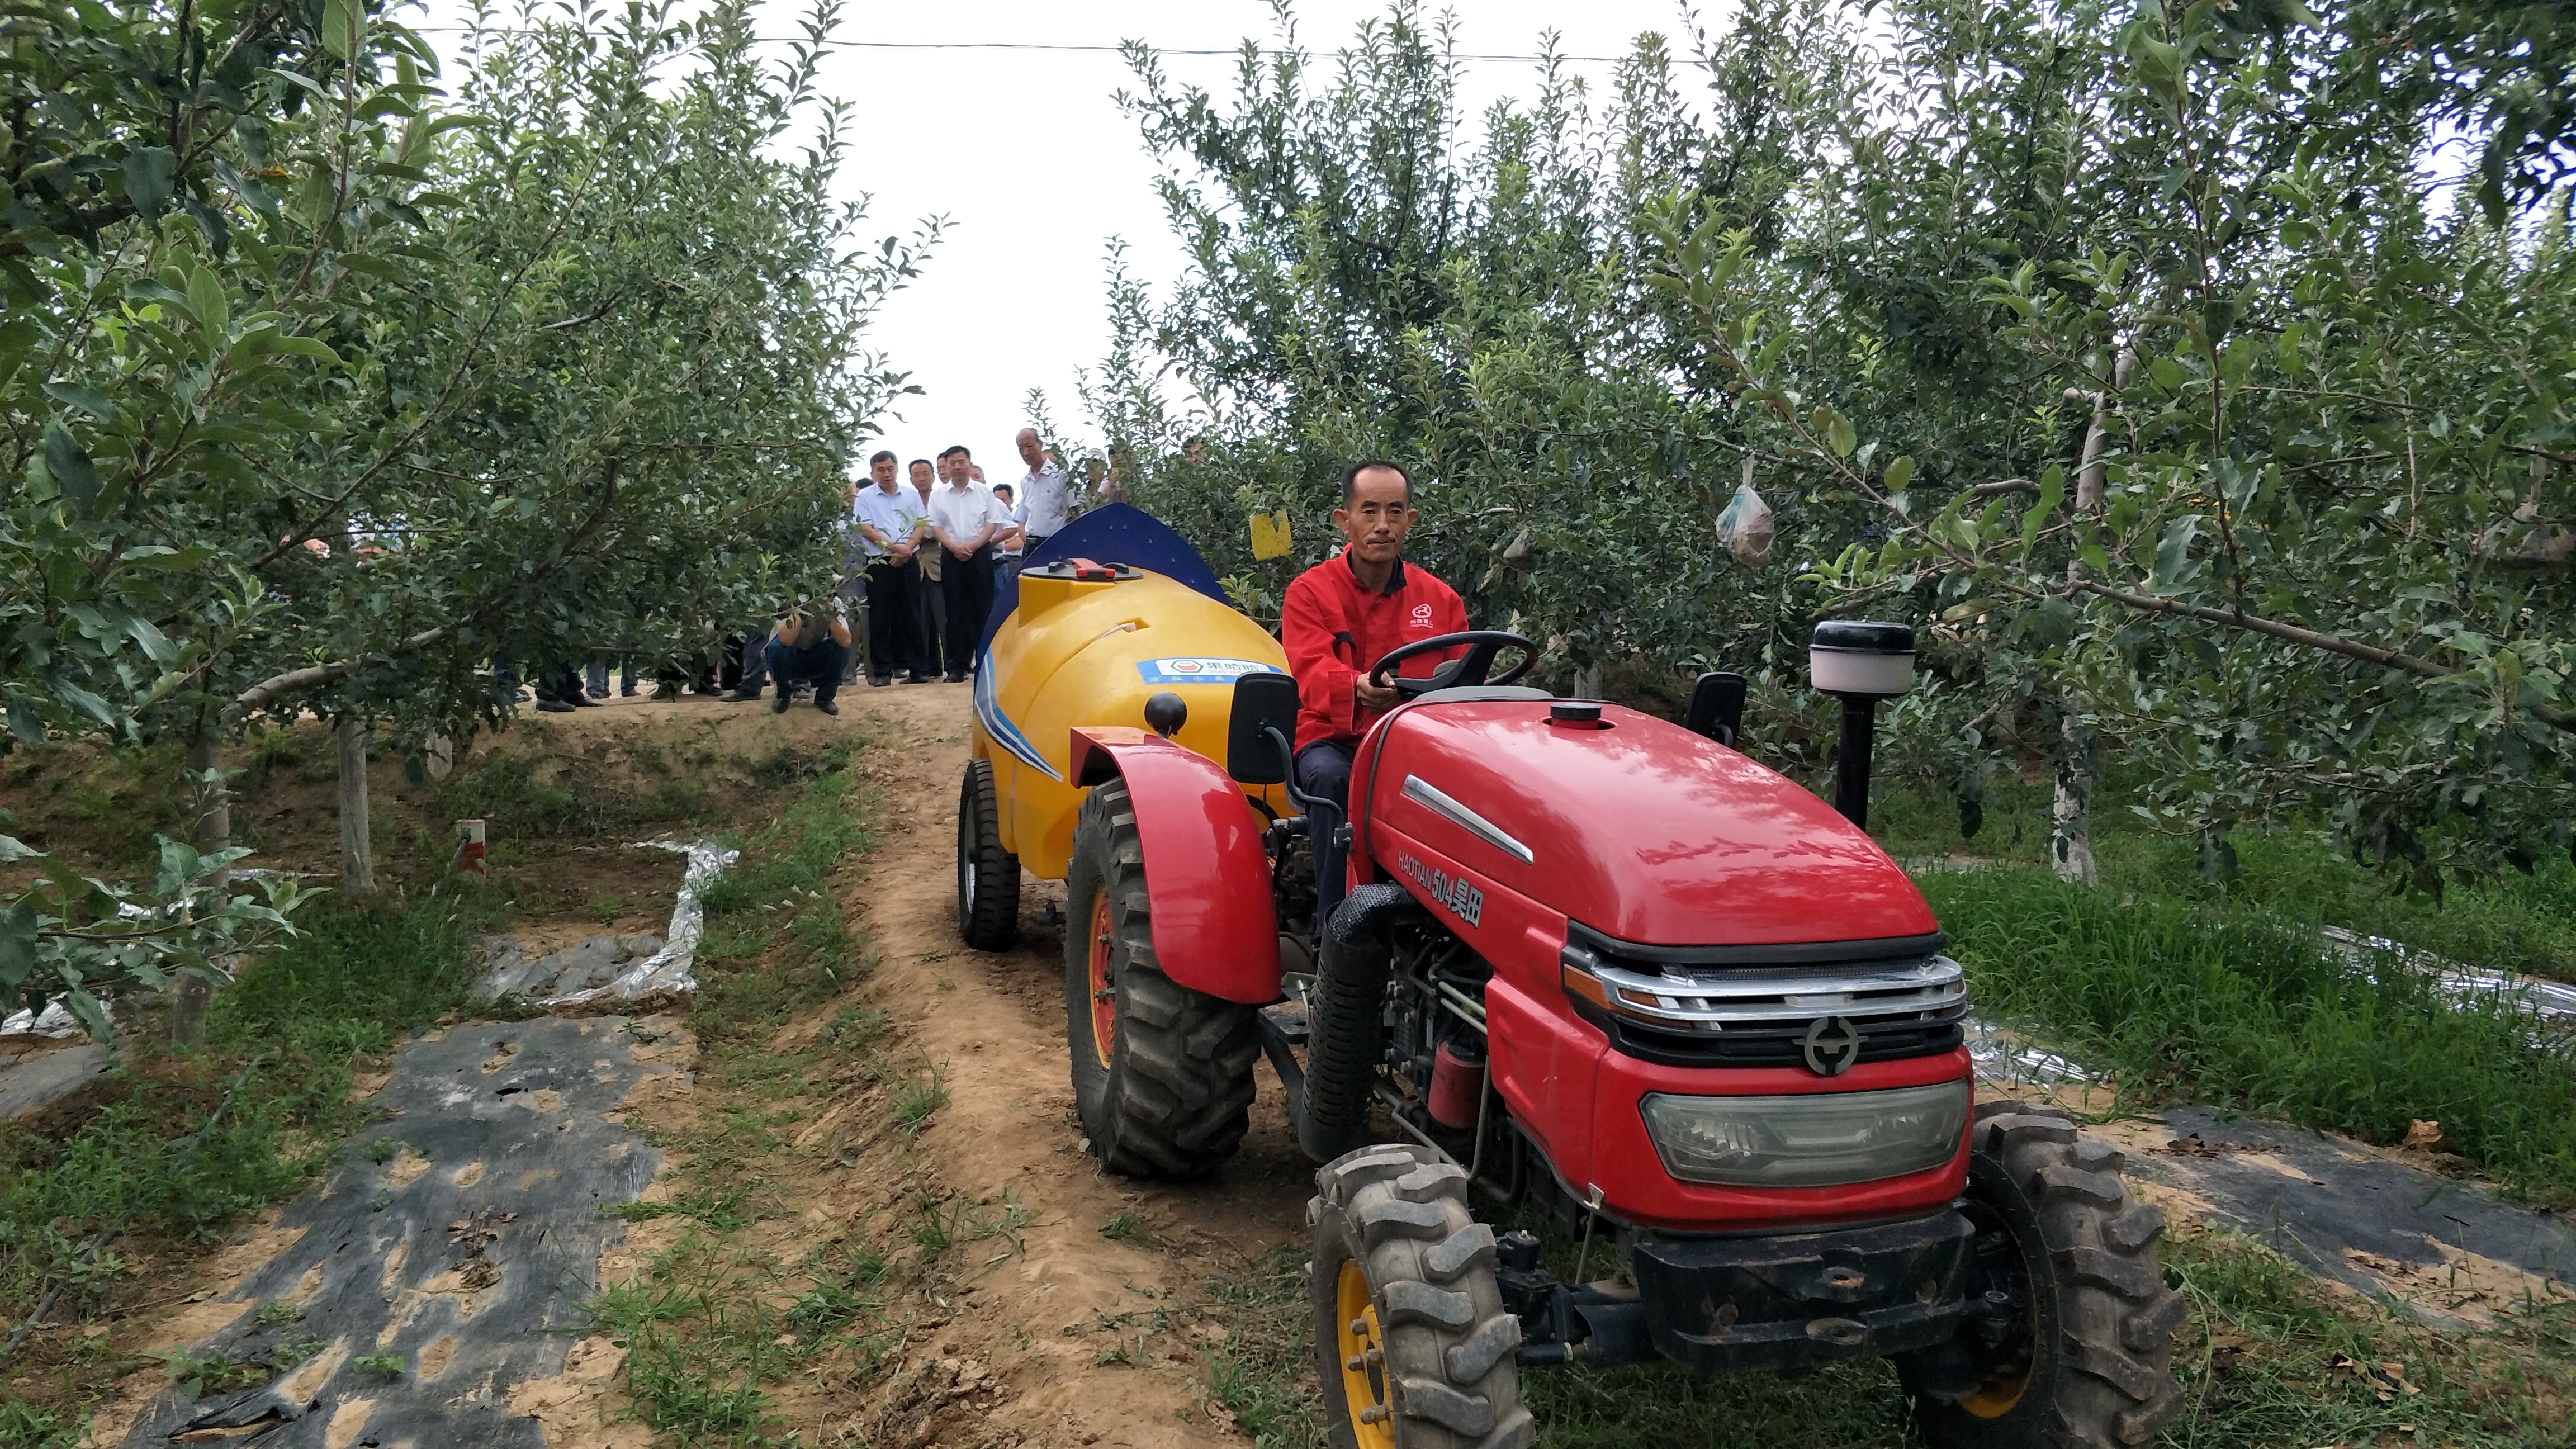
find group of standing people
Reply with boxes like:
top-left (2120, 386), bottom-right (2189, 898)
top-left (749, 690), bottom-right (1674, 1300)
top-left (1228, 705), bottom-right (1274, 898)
top-left (849, 428), bottom-right (1097, 688)
top-left (514, 428), bottom-right (1106, 716)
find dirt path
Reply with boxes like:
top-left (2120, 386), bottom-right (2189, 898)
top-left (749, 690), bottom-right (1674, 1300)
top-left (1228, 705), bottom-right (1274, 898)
top-left (817, 681), bottom-right (1314, 1447)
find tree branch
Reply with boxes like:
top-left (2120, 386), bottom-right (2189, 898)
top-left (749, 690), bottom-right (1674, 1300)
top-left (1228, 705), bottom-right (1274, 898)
top-left (2072, 580), bottom-right (2576, 733)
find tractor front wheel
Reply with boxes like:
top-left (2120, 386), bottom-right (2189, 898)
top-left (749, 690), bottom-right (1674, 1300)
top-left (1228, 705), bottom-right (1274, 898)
top-left (1062, 778), bottom-right (1259, 1177)
top-left (1309, 1144), bottom-right (1532, 1449)
top-left (1903, 1101), bottom-right (2186, 1449)
top-left (957, 759), bottom-right (1020, 950)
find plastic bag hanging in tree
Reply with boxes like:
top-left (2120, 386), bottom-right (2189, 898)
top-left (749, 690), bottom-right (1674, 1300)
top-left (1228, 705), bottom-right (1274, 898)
top-left (1714, 458), bottom-right (1774, 567)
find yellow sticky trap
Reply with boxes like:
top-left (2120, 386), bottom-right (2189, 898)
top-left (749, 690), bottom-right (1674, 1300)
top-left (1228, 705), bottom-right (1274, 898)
top-left (1249, 510), bottom-right (1293, 561)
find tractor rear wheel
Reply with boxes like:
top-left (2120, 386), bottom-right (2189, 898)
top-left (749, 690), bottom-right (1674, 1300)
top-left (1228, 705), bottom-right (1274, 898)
top-left (1904, 1101), bottom-right (2186, 1449)
top-left (1062, 778), bottom-right (1259, 1177)
top-left (1309, 1144), bottom-right (1532, 1449)
top-left (957, 759), bottom-right (1019, 950)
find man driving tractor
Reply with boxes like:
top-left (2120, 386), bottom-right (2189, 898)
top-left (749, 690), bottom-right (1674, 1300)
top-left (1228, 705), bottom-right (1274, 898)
top-left (1280, 459), bottom-right (1469, 922)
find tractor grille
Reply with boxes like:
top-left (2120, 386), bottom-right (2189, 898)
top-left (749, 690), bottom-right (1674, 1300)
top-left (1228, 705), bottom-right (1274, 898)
top-left (1561, 922), bottom-right (1967, 1071)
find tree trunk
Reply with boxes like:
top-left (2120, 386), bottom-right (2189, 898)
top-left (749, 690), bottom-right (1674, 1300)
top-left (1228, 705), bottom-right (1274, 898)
top-left (2049, 708), bottom-right (2099, 887)
top-left (337, 716), bottom-right (375, 895)
top-left (174, 717), bottom-right (231, 1046)
top-left (2075, 342), bottom-right (2135, 513)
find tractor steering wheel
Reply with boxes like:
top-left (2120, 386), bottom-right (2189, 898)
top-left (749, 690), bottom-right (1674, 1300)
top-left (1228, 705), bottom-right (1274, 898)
top-left (1368, 631), bottom-right (1538, 700)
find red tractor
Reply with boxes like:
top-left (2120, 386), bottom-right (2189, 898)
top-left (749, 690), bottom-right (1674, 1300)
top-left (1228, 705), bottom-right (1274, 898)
top-left (1039, 621), bottom-right (2182, 1449)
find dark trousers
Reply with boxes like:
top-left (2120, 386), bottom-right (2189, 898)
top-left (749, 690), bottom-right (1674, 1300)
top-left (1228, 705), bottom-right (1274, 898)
top-left (1295, 741), bottom-right (1356, 936)
top-left (763, 636), bottom-right (852, 704)
top-left (940, 548), bottom-right (995, 678)
top-left (865, 560), bottom-right (921, 680)
top-left (914, 557), bottom-right (947, 676)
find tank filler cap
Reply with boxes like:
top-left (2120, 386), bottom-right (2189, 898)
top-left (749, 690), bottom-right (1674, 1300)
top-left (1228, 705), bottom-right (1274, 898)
top-left (1548, 700), bottom-right (1604, 728)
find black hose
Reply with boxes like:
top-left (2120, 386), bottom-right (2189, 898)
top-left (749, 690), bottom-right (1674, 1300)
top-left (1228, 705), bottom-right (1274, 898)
top-left (1297, 883), bottom-right (1416, 1162)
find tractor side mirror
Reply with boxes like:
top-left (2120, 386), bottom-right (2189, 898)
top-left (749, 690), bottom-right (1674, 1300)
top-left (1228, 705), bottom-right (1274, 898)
top-left (1682, 671), bottom-right (1747, 747)
top-left (1226, 671), bottom-right (1300, 785)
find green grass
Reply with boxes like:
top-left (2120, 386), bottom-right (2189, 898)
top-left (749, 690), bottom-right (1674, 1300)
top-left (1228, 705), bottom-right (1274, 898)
top-left (1873, 776), bottom-right (2576, 982)
top-left (574, 735), bottom-right (905, 1443)
top-left (1, 894), bottom-right (494, 1318)
top-left (1923, 868), bottom-right (2576, 1202)
top-left (691, 736), bottom-right (872, 1043)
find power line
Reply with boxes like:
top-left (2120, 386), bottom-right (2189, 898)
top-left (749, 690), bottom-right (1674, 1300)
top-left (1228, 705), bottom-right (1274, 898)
top-left (406, 26), bottom-right (1635, 64)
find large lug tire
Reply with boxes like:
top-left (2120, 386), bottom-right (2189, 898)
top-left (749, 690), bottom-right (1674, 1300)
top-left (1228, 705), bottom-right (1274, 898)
top-left (1062, 778), bottom-right (1260, 1177)
top-left (957, 759), bottom-right (1020, 950)
top-left (1309, 1144), bottom-right (1533, 1449)
top-left (1906, 1101), bottom-right (2188, 1449)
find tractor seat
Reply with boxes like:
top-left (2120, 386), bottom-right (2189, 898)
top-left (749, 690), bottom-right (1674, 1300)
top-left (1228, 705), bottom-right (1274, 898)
top-left (1413, 685), bottom-right (1554, 705)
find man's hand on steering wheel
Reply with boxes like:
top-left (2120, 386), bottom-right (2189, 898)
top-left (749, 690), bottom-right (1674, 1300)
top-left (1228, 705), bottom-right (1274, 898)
top-left (1367, 631), bottom-right (1538, 700)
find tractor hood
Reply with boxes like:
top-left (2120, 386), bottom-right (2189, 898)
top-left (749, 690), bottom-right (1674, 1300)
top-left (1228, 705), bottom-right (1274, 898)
top-left (1365, 700), bottom-right (1938, 946)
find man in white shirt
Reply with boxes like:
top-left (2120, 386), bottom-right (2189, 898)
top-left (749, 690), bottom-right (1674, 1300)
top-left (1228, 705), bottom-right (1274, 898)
top-left (928, 446), bottom-right (1008, 682)
top-left (851, 449), bottom-right (929, 687)
top-left (1015, 427), bottom-right (1079, 556)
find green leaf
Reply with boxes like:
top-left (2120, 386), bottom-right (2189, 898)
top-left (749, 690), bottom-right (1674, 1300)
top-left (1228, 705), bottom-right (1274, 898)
top-left (126, 615), bottom-right (176, 666)
top-left (323, 0), bottom-right (366, 60)
top-left (42, 381), bottom-right (121, 423)
top-left (155, 837), bottom-right (200, 898)
top-left (0, 903), bottom-right (34, 992)
top-left (267, 336), bottom-right (343, 365)
top-left (1814, 405), bottom-right (1857, 460)
top-left (1883, 456), bottom-right (1914, 495)
top-left (2152, 515), bottom-right (2201, 590)
top-left (2024, 464), bottom-right (2066, 551)
top-left (63, 988), bottom-right (115, 1045)
top-left (123, 146), bottom-right (179, 217)
top-left (188, 266), bottom-right (230, 340)
top-left (44, 422), bottom-right (101, 513)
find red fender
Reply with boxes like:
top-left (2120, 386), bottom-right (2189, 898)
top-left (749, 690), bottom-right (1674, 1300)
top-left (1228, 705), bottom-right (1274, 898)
top-left (1069, 727), bottom-right (1282, 1004)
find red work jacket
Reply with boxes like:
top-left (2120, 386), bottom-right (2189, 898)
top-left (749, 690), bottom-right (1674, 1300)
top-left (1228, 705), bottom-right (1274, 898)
top-left (1281, 552), bottom-right (1470, 752)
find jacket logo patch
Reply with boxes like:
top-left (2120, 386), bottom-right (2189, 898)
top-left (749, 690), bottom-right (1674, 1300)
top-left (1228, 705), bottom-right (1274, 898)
top-left (1409, 602), bottom-right (1434, 628)
top-left (1397, 851), bottom-right (1484, 929)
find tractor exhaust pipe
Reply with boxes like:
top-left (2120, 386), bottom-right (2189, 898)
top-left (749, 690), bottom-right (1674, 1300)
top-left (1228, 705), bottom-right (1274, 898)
top-left (1810, 621), bottom-right (1916, 832)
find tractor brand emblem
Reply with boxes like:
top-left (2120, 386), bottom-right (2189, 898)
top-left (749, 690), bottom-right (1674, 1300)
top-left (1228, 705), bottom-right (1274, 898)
top-left (1396, 851), bottom-right (1485, 929)
top-left (1800, 1016), bottom-right (1863, 1077)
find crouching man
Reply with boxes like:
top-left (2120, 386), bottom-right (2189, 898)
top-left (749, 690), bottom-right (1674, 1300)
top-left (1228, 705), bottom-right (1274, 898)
top-left (1280, 460), bottom-right (1467, 925)
top-left (764, 598), bottom-right (854, 716)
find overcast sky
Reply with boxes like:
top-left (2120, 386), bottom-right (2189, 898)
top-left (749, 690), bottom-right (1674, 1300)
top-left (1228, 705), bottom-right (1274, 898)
top-left (412, 1), bottom-right (1723, 477)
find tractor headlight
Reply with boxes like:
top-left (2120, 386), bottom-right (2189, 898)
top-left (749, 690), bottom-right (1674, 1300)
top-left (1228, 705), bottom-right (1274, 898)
top-left (1638, 1079), bottom-right (1969, 1188)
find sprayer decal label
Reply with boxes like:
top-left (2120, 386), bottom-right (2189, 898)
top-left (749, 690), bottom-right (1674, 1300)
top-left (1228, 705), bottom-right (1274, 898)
top-left (1134, 657), bottom-right (1285, 685)
top-left (1398, 851), bottom-right (1485, 929)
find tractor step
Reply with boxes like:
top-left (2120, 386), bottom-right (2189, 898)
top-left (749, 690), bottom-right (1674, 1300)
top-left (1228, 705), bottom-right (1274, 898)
top-left (1259, 998), bottom-right (1309, 1045)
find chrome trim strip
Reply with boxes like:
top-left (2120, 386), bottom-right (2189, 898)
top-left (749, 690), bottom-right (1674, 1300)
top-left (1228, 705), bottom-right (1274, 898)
top-left (1401, 774), bottom-right (1535, 865)
top-left (1568, 949), bottom-right (1968, 1034)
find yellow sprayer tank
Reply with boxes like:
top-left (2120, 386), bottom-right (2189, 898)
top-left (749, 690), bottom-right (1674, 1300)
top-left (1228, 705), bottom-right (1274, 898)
top-left (970, 512), bottom-right (1289, 880)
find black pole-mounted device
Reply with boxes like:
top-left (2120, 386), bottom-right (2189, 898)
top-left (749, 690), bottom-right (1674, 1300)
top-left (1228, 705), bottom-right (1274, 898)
top-left (1809, 620), bottom-right (1916, 831)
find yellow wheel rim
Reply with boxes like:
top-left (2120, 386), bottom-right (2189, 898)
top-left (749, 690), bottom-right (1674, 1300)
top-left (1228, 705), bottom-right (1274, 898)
top-left (1335, 1259), bottom-right (1395, 1449)
top-left (1959, 1363), bottom-right (2032, 1419)
top-left (1085, 892), bottom-right (1116, 1071)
